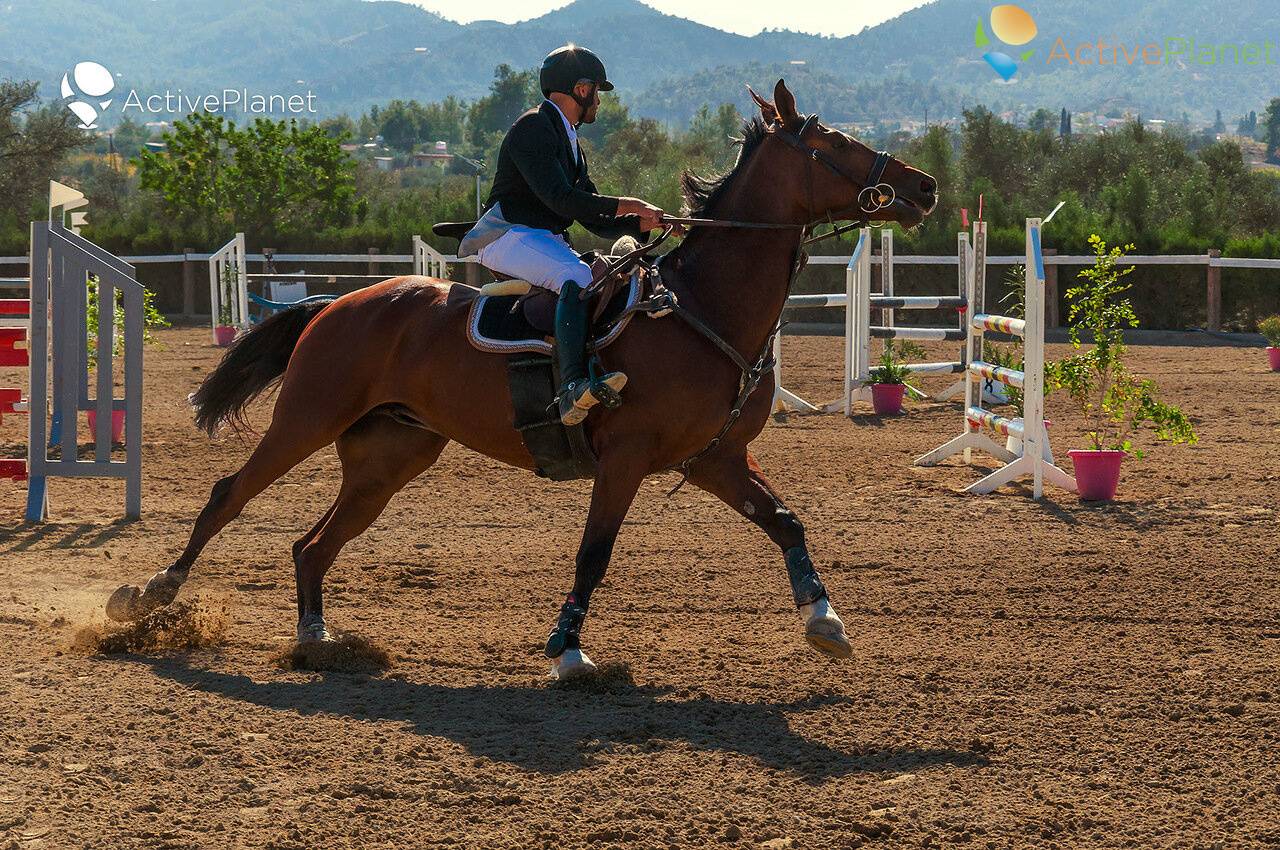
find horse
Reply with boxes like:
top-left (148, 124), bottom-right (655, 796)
top-left (106, 80), bottom-right (937, 679)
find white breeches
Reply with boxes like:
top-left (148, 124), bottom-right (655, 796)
top-left (476, 226), bottom-right (593, 294)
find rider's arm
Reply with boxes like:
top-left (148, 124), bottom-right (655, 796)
top-left (579, 169), bottom-right (645, 240)
top-left (508, 116), bottom-right (620, 222)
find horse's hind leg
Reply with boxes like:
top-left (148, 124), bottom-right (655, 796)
top-left (294, 416), bottom-right (449, 642)
top-left (107, 407), bottom-right (356, 622)
top-left (688, 449), bottom-right (851, 660)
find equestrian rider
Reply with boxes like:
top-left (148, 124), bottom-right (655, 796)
top-left (458, 45), bottom-right (666, 426)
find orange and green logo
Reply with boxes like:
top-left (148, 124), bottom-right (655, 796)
top-left (975, 4), bottom-right (1038, 80)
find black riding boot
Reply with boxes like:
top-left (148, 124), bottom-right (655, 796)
top-left (556, 281), bottom-right (626, 426)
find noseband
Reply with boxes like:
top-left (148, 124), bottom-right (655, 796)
top-left (773, 113), bottom-right (898, 222)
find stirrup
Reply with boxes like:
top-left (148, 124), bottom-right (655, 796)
top-left (559, 373), bottom-right (626, 426)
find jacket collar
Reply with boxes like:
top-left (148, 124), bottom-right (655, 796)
top-left (538, 100), bottom-right (582, 173)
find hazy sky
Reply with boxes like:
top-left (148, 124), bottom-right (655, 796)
top-left (402, 0), bottom-right (935, 37)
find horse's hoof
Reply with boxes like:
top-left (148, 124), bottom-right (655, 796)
top-left (297, 616), bottom-right (333, 644)
top-left (801, 598), bottom-right (853, 660)
top-left (105, 585), bottom-right (142, 622)
top-left (549, 648), bottom-right (596, 680)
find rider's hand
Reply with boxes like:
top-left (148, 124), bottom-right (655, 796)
top-left (617, 197), bottom-right (666, 232)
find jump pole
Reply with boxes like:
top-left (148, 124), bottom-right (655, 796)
top-left (914, 218), bottom-right (1076, 499)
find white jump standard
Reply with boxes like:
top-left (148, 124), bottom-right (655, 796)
top-left (772, 227), bottom-right (974, 415)
top-left (914, 218), bottom-right (1076, 499)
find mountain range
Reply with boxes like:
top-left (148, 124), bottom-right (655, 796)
top-left (2, 0), bottom-right (1276, 126)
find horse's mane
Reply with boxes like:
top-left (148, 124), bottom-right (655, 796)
top-left (679, 116), bottom-right (769, 217)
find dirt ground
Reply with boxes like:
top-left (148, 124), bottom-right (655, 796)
top-left (1, 327), bottom-right (1278, 850)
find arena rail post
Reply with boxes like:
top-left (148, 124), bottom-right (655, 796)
top-left (413, 235), bottom-right (450, 279)
top-left (914, 218), bottom-right (1076, 499)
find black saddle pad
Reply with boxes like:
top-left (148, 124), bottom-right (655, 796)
top-left (468, 272), bottom-right (643, 356)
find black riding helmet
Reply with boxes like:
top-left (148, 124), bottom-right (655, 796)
top-left (540, 45), bottom-right (612, 120)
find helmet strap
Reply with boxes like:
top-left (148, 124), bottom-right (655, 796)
top-left (570, 81), bottom-right (598, 127)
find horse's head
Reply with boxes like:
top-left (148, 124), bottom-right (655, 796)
top-left (748, 79), bottom-right (938, 229)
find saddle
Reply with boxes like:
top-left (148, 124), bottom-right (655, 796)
top-left (432, 221), bottom-right (660, 355)
top-left (433, 221), bottom-right (666, 480)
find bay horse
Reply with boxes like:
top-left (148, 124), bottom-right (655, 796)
top-left (107, 80), bottom-right (937, 678)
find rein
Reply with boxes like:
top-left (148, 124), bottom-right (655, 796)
top-left (626, 115), bottom-right (908, 490)
top-left (662, 115), bottom-right (901, 246)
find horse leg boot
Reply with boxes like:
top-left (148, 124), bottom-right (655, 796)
top-left (689, 450), bottom-right (851, 659)
top-left (555, 280), bottom-right (626, 426)
top-left (544, 450), bottom-right (648, 679)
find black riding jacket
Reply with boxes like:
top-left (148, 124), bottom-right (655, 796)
top-left (482, 101), bottom-right (643, 242)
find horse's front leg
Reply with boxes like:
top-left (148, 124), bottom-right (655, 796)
top-left (689, 450), bottom-right (852, 659)
top-left (544, 450), bottom-right (648, 679)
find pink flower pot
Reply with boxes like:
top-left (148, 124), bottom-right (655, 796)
top-left (86, 409), bottom-right (125, 444)
top-left (1068, 449), bottom-right (1125, 501)
top-left (1268, 347), bottom-right (1280, 371)
top-left (871, 383), bottom-right (906, 415)
top-left (214, 325), bottom-right (237, 347)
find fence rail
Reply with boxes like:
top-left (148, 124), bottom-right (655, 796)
top-left (3, 246), bottom-right (1275, 331)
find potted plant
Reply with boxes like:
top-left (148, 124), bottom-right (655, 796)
top-left (1046, 235), bottom-right (1197, 501)
top-left (1259, 314), bottom-right (1280, 371)
top-left (85, 275), bottom-right (170, 443)
top-left (867, 342), bottom-right (911, 414)
top-left (214, 263), bottom-right (238, 347)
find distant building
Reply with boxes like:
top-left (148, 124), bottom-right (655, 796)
top-left (373, 156), bottom-right (394, 171)
top-left (412, 141), bottom-right (453, 169)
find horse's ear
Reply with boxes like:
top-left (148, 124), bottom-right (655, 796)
top-left (746, 85), bottom-right (777, 124)
top-left (773, 78), bottom-right (800, 126)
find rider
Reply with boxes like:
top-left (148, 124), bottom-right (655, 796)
top-left (458, 45), bottom-right (667, 426)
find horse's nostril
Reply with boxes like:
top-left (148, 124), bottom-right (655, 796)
top-left (921, 177), bottom-right (937, 196)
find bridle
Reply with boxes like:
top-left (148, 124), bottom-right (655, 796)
top-left (606, 114), bottom-right (916, 490)
top-left (659, 113), bottom-right (907, 246)
top-left (772, 113), bottom-right (898, 225)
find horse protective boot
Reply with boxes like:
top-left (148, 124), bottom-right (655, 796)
top-left (555, 280), bottom-right (626, 426)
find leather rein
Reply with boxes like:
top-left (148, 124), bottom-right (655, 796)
top-left (610, 114), bottom-right (909, 490)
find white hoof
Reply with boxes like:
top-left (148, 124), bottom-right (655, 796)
top-left (800, 597), bottom-right (852, 659)
top-left (549, 648), bottom-right (596, 680)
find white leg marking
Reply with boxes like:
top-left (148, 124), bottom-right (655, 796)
top-left (549, 648), bottom-right (597, 680)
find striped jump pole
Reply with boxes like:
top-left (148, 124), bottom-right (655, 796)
top-left (914, 218), bottom-right (1076, 499)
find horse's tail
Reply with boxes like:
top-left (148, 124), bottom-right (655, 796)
top-left (191, 302), bottom-right (330, 436)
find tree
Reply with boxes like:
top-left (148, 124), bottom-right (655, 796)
top-left (1059, 108), bottom-right (1072, 138)
top-left (1028, 108), bottom-right (1055, 134)
top-left (467, 65), bottom-right (539, 148)
top-left (577, 92), bottom-right (632, 147)
top-left (1213, 109), bottom-right (1225, 134)
top-left (320, 114), bottom-right (357, 141)
top-left (1263, 98), bottom-right (1280, 163)
top-left (0, 79), bottom-right (86, 234)
top-left (137, 112), bottom-right (358, 243)
top-left (379, 99), bottom-right (422, 152)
